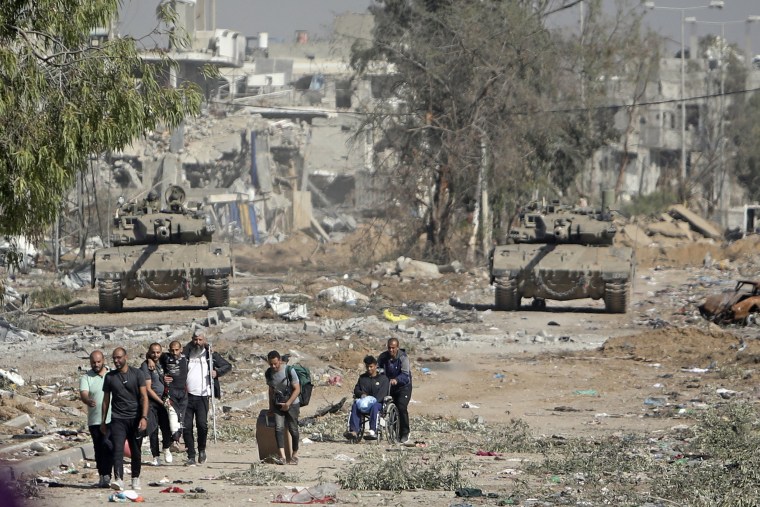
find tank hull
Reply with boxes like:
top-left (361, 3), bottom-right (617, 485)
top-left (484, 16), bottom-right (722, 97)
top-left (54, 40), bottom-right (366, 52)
top-left (92, 243), bottom-right (233, 311)
top-left (491, 243), bottom-right (633, 312)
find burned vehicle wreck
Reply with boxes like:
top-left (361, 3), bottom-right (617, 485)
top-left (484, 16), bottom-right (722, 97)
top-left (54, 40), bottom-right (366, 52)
top-left (698, 280), bottom-right (760, 325)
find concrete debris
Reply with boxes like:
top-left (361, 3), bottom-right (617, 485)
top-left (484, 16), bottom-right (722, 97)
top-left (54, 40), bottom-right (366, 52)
top-left (396, 258), bottom-right (441, 279)
top-left (265, 295), bottom-right (309, 320)
top-left (0, 368), bottom-right (24, 386)
top-left (668, 204), bottom-right (723, 240)
top-left (320, 214), bottom-right (357, 233)
top-left (619, 223), bottom-right (652, 247)
top-left (317, 286), bottom-right (369, 304)
top-left (0, 319), bottom-right (35, 343)
top-left (2, 414), bottom-right (34, 429)
top-left (646, 221), bottom-right (692, 240)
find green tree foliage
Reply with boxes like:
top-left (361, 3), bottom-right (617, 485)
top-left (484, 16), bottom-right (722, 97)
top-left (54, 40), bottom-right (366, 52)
top-left (350, 0), bottom-right (650, 260)
top-left (0, 0), bottom-right (201, 239)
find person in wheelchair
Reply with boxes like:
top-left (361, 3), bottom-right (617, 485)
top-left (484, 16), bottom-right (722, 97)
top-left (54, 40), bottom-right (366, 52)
top-left (345, 355), bottom-right (389, 441)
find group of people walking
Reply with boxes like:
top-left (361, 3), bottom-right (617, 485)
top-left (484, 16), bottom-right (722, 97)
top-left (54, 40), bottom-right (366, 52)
top-left (78, 328), bottom-right (231, 490)
top-left (79, 332), bottom-right (413, 487)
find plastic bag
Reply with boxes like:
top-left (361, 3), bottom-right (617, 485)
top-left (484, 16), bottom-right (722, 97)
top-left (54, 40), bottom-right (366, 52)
top-left (273, 483), bottom-right (339, 504)
top-left (356, 396), bottom-right (377, 414)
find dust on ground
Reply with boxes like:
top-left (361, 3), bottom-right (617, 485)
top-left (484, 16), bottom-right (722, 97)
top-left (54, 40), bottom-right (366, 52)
top-left (3, 233), bottom-right (760, 506)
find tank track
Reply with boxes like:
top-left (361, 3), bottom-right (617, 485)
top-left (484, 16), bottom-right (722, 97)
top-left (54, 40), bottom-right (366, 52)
top-left (205, 275), bottom-right (230, 308)
top-left (494, 276), bottom-right (520, 311)
top-left (98, 279), bottom-right (123, 313)
top-left (604, 281), bottom-right (629, 313)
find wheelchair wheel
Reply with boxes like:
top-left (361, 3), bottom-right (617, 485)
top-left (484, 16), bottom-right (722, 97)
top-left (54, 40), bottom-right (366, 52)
top-left (383, 403), bottom-right (400, 443)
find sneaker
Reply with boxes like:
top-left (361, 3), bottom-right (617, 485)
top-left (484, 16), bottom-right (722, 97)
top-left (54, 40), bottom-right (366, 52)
top-left (366, 429), bottom-right (377, 440)
top-left (164, 448), bottom-right (173, 463)
top-left (150, 457), bottom-right (160, 466)
top-left (400, 435), bottom-right (409, 444)
top-left (198, 451), bottom-right (207, 464)
top-left (109, 478), bottom-right (124, 491)
top-left (185, 457), bottom-right (196, 466)
top-left (98, 475), bottom-right (111, 488)
top-left (131, 477), bottom-right (141, 490)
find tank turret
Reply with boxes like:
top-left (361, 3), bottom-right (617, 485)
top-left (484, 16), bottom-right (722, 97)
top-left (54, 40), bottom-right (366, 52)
top-left (111, 186), bottom-right (215, 246)
top-left (91, 186), bottom-right (233, 312)
top-left (490, 199), bottom-right (633, 313)
top-left (508, 204), bottom-right (618, 245)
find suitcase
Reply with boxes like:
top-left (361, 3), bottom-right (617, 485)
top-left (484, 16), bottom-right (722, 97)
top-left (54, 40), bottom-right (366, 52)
top-left (255, 409), bottom-right (292, 463)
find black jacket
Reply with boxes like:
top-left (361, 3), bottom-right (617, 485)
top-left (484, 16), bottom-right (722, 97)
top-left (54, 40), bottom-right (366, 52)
top-left (182, 342), bottom-right (232, 398)
top-left (353, 372), bottom-right (390, 400)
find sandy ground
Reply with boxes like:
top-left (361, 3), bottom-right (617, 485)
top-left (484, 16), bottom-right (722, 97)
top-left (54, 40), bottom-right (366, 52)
top-left (3, 232), bottom-right (760, 506)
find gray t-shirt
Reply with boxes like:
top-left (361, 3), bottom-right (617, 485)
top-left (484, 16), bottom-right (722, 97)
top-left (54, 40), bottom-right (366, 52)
top-left (266, 366), bottom-right (300, 406)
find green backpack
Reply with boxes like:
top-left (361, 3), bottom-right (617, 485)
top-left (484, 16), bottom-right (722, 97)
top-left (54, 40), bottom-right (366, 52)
top-left (287, 364), bottom-right (313, 407)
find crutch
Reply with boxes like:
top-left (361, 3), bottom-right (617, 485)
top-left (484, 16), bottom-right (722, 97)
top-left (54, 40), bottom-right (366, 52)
top-left (208, 342), bottom-right (217, 444)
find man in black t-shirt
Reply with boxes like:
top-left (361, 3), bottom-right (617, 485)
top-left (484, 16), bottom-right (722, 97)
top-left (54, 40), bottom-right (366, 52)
top-left (101, 347), bottom-right (149, 491)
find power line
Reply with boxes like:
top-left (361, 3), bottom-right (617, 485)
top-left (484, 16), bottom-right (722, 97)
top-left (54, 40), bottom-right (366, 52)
top-left (205, 85), bottom-right (760, 117)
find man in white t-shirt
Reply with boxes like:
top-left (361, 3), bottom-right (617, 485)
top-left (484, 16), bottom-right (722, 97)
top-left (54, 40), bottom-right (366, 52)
top-left (182, 328), bottom-right (231, 466)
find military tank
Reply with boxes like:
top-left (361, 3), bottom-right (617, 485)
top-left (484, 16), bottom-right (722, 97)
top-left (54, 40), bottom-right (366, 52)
top-left (489, 199), bottom-right (633, 313)
top-left (91, 186), bottom-right (233, 312)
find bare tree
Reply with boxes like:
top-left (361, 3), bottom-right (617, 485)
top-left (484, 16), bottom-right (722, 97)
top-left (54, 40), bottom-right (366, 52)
top-left (351, 0), bottom-right (651, 262)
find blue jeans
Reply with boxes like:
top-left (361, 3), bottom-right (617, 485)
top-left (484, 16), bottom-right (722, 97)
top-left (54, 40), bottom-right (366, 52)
top-left (349, 399), bottom-right (382, 433)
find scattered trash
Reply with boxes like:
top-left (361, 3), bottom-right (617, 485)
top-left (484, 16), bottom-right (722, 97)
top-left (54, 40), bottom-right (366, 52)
top-left (383, 309), bottom-right (409, 322)
top-left (420, 367), bottom-right (432, 375)
top-left (461, 402), bottom-right (479, 409)
top-left (716, 388), bottom-right (738, 399)
top-left (273, 483), bottom-right (339, 504)
top-left (455, 487), bottom-right (483, 497)
top-left (574, 390), bottom-right (598, 396)
top-left (475, 450), bottom-right (503, 457)
top-left (644, 397), bottom-right (667, 407)
top-left (682, 368), bottom-right (709, 373)
top-left (333, 454), bottom-right (354, 462)
top-left (160, 486), bottom-right (185, 493)
top-left (493, 373), bottom-right (505, 379)
top-left (317, 286), bottom-right (369, 305)
top-left (109, 491), bottom-right (144, 502)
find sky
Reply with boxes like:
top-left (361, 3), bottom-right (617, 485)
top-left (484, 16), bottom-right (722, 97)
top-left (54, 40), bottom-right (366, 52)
top-left (118, 0), bottom-right (760, 57)
top-left (118, 0), bottom-right (374, 42)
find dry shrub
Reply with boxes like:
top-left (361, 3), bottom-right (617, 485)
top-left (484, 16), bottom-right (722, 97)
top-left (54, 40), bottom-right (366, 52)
top-left (337, 449), bottom-right (468, 491)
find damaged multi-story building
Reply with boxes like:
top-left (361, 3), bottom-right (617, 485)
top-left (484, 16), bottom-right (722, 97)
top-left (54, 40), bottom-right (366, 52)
top-left (62, 2), bottom-right (760, 264)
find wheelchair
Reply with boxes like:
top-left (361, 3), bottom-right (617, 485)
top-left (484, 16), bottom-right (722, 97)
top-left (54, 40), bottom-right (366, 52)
top-left (347, 395), bottom-right (400, 444)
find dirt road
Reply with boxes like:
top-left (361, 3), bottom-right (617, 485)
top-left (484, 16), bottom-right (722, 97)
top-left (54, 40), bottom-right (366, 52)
top-left (2, 238), bottom-right (758, 506)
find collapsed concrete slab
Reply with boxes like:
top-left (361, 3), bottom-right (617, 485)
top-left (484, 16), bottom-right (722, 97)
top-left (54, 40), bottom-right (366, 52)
top-left (668, 204), bottom-right (722, 240)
